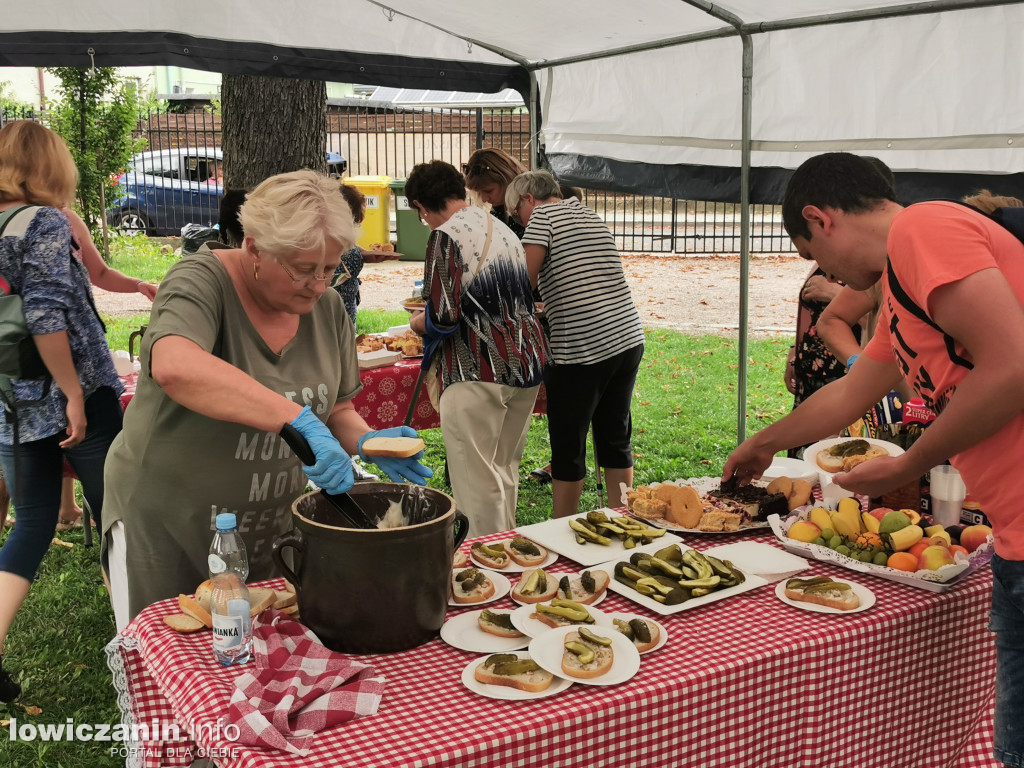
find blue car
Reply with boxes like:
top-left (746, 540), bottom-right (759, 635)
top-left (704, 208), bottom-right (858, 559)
top-left (108, 148), bottom-right (348, 236)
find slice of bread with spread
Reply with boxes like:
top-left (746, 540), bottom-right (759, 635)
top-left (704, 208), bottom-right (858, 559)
top-left (452, 568), bottom-right (496, 604)
top-left (554, 569), bottom-right (609, 605)
top-left (612, 616), bottom-right (660, 653)
top-left (504, 536), bottom-right (548, 567)
top-left (561, 628), bottom-right (615, 679)
top-left (471, 541), bottom-right (511, 569)
top-left (474, 653), bottom-right (553, 692)
top-left (784, 576), bottom-right (860, 611)
top-left (511, 568), bottom-right (558, 603)
top-left (477, 609), bottom-right (524, 638)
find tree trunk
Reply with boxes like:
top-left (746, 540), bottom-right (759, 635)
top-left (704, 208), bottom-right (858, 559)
top-left (220, 75), bottom-right (327, 191)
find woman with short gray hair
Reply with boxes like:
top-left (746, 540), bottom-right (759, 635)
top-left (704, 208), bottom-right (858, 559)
top-left (507, 170), bottom-right (645, 519)
top-left (103, 169), bottom-right (432, 627)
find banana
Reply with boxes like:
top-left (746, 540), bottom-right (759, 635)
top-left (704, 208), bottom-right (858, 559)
top-left (861, 512), bottom-right (881, 534)
top-left (883, 524), bottom-right (924, 552)
top-left (829, 508), bottom-right (861, 539)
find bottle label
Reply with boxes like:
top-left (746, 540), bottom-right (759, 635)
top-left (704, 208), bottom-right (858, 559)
top-left (213, 598), bottom-right (251, 652)
top-left (208, 554), bottom-right (226, 574)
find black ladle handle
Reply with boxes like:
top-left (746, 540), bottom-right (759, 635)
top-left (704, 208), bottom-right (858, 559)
top-left (281, 423), bottom-right (317, 465)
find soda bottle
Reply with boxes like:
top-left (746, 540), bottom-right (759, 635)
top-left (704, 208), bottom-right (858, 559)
top-left (209, 510), bottom-right (252, 666)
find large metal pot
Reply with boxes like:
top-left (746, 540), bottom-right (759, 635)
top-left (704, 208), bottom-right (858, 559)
top-left (272, 483), bottom-right (468, 654)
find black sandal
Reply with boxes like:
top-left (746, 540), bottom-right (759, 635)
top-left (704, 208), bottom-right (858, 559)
top-left (528, 467), bottom-right (552, 484)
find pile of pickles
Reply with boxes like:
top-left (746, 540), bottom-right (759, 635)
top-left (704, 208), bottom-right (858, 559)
top-left (613, 544), bottom-right (745, 605)
top-left (569, 510), bottom-right (667, 548)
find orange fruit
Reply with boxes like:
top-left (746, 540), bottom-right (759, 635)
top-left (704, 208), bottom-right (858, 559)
top-left (908, 540), bottom-right (932, 559)
top-left (949, 545), bottom-right (969, 558)
top-left (887, 552), bottom-right (919, 572)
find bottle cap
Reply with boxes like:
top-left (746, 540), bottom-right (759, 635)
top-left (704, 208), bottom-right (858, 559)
top-left (216, 512), bottom-right (237, 531)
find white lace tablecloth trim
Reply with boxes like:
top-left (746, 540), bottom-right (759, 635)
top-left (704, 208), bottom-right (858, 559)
top-left (105, 634), bottom-right (144, 768)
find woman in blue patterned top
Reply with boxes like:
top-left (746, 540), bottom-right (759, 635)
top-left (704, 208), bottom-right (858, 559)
top-left (406, 160), bottom-right (549, 535)
top-left (0, 121), bottom-right (124, 703)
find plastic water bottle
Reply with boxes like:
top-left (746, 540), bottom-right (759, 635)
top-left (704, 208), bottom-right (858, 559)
top-left (209, 510), bottom-right (252, 666)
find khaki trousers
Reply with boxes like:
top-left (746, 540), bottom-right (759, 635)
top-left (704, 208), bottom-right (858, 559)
top-left (439, 380), bottom-right (539, 536)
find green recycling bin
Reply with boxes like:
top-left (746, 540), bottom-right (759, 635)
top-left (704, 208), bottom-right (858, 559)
top-left (389, 178), bottom-right (432, 261)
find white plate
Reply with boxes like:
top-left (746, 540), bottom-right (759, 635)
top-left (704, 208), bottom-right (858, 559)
top-left (440, 609), bottom-right (529, 653)
top-left (759, 456), bottom-right (819, 485)
top-left (604, 613), bottom-right (669, 655)
top-left (509, 602), bottom-right (611, 638)
top-left (461, 652), bottom-right (574, 701)
top-left (528, 625), bottom-right (641, 686)
top-left (509, 568), bottom-right (609, 607)
top-left (774, 578), bottom-right (876, 614)
top-left (449, 569), bottom-right (512, 607)
top-left (400, 299), bottom-right (427, 313)
top-left (702, 541), bottom-right (810, 580)
top-left (803, 437), bottom-right (905, 487)
top-left (601, 550), bottom-right (769, 616)
top-left (469, 542), bottom-right (559, 573)
top-left (514, 511), bottom-right (683, 567)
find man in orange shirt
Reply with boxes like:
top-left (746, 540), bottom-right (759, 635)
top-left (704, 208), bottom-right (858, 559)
top-left (723, 152), bottom-right (1024, 767)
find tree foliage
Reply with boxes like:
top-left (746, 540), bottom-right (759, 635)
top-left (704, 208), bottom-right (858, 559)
top-left (45, 67), bottom-right (146, 245)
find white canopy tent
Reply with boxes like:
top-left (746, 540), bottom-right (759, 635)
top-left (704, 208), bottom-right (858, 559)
top-left (3, 0), bottom-right (1022, 438)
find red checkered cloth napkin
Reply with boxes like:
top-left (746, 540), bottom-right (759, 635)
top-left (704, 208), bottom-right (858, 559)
top-left (227, 610), bottom-right (386, 756)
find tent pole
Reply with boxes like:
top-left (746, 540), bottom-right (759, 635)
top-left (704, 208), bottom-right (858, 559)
top-left (529, 71), bottom-right (540, 170)
top-left (736, 33), bottom-right (753, 445)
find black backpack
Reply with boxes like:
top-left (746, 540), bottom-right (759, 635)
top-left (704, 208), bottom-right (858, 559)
top-left (885, 201), bottom-right (1024, 371)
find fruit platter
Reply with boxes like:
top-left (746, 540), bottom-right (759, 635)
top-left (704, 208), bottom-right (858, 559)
top-left (770, 499), bottom-right (993, 593)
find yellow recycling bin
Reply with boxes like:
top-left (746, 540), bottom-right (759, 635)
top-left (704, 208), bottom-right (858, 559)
top-left (343, 175), bottom-right (393, 250)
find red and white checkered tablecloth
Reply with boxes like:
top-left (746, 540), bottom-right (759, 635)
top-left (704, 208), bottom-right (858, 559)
top-left (107, 527), bottom-right (998, 768)
top-left (352, 359), bottom-right (548, 431)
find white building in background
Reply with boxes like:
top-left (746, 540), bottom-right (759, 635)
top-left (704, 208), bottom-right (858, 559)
top-left (0, 66), bottom-right (356, 108)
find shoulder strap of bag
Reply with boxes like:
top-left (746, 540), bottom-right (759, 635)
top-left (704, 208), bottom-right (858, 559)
top-left (885, 257), bottom-right (974, 370)
top-left (469, 213), bottom-right (495, 284)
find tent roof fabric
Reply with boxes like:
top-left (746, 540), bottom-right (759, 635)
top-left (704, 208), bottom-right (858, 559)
top-left (2, 1), bottom-right (1022, 198)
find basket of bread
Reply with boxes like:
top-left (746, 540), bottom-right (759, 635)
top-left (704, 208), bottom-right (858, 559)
top-left (163, 580), bottom-right (299, 633)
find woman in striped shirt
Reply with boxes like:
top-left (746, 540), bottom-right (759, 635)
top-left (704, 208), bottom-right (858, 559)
top-left (507, 170), bottom-right (645, 518)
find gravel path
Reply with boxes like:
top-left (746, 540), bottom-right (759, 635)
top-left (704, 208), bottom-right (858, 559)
top-left (94, 252), bottom-right (810, 341)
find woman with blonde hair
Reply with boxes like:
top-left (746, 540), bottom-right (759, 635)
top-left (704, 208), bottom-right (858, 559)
top-left (103, 169), bottom-right (432, 627)
top-left (463, 147), bottom-right (529, 237)
top-left (0, 121), bottom-right (124, 702)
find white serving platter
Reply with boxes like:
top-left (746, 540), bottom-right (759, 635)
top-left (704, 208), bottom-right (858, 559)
top-left (514, 511), bottom-right (682, 567)
top-left (528, 625), bottom-right (641, 687)
top-left (599, 548), bottom-right (768, 616)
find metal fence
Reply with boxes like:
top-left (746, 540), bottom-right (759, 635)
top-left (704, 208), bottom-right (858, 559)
top-left (1, 104), bottom-right (793, 254)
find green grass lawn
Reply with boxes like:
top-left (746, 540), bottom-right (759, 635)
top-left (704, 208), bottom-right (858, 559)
top-left (0, 267), bottom-right (794, 767)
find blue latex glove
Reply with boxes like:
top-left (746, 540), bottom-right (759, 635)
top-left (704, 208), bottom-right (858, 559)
top-left (289, 406), bottom-right (355, 495)
top-left (357, 426), bottom-right (434, 485)
top-left (846, 353), bottom-right (860, 371)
